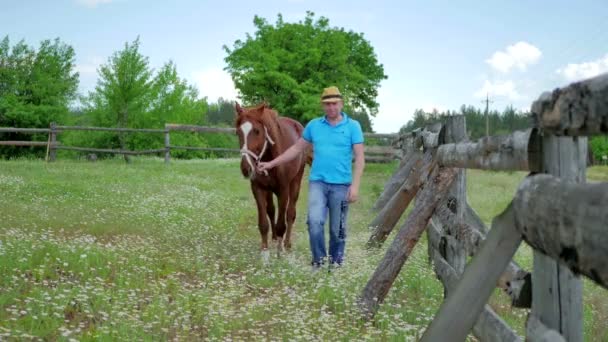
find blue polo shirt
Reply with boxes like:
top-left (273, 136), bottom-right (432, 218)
top-left (302, 112), bottom-right (364, 185)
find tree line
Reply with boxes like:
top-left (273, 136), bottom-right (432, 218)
top-left (1, 11), bottom-right (605, 161)
top-left (400, 106), bottom-right (607, 163)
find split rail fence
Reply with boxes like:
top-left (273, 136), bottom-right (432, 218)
top-left (360, 72), bottom-right (608, 341)
top-left (0, 124), bottom-right (400, 163)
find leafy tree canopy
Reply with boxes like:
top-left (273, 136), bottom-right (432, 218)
top-left (223, 11), bottom-right (387, 124)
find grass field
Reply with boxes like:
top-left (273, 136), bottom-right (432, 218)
top-left (0, 158), bottom-right (607, 341)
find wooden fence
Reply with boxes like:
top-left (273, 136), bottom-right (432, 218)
top-left (360, 72), bottom-right (608, 341)
top-left (0, 124), bottom-right (400, 163)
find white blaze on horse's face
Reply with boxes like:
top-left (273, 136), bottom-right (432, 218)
top-left (240, 121), bottom-right (253, 149)
top-left (240, 121), bottom-right (256, 178)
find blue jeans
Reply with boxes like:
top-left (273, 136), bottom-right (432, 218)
top-left (306, 181), bottom-right (350, 265)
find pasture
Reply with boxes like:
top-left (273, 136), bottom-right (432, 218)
top-left (0, 158), bottom-right (607, 341)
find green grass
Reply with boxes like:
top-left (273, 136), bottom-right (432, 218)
top-left (588, 165), bottom-right (608, 182)
top-left (0, 158), bottom-right (606, 341)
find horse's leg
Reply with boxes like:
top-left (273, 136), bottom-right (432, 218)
top-left (251, 184), bottom-right (271, 262)
top-left (274, 188), bottom-right (290, 257)
top-left (266, 191), bottom-right (277, 241)
top-left (284, 164), bottom-right (305, 250)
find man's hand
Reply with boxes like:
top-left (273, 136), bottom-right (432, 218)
top-left (257, 161), bottom-right (274, 173)
top-left (346, 185), bottom-right (359, 203)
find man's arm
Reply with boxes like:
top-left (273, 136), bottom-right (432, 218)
top-left (348, 143), bottom-right (365, 202)
top-left (257, 138), bottom-right (311, 172)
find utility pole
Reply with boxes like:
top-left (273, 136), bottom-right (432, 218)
top-left (482, 93), bottom-right (494, 137)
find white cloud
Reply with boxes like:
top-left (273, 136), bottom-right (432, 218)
top-left (75, 0), bottom-right (114, 8)
top-left (191, 67), bottom-right (238, 102)
top-left (486, 41), bottom-right (542, 73)
top-left (556, 53), bottom-right (608, 82)
top-left (474, 80), bottom-right (521, 100)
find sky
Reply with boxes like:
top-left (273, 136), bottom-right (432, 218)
top-left (2, 0), bottom-right (607, 133)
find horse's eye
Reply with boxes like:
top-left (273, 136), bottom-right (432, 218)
top-left (253, 128), bottom-right (260, 135)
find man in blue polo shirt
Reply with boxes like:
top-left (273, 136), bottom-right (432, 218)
top-left (257, 86), bottom-right (365, 271)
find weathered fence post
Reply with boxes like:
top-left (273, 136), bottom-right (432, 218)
top-left (49, 122), bottom-right (57, 162)
top-left (437, 115), bottom-right (467, 279)
top-left (530, 134), bottom-right (585, 341)
top-left (164, 126), bottom-right (171, 164)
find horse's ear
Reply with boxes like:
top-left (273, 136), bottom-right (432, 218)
top-left (235, 102), bottom-right (243, 116)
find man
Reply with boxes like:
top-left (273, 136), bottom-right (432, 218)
top-left (257, 86), bottom-right (365, 271)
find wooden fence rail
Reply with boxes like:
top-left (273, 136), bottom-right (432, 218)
top-left (513, 174), bottom-right (608, 290)
top-left (532, 73), bottom-right (607, 136)
top-left (0, 127), bottom-right (50, 133)
top-left (363, 72), bottom-right (608, 341)
top-left (1, 123), bottom-right (400, 163)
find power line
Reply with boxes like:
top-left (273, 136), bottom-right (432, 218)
top-left (481, 93), bottom-right (494, 137)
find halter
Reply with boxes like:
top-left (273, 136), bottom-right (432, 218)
top-left (240, 125), bottom-right (275, 176)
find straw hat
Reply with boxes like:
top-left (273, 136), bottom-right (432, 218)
top-left (320, 86), bottom-right (343, 103)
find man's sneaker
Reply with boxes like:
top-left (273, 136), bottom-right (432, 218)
top-left (311, 261), bottom-right (323, 274)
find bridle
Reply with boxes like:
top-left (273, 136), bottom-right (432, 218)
top-left (240, 125), bottom-right (275, 176)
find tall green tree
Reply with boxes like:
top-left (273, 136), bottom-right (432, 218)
top-left (145, 61), bottom-right (207, 128)
top-left (223, 11), bottom-right (387, 123)
top-left (0, 36), bottom-right (78, 157)
top-left (73, 38), bottom-right (219, 159)
top-left (84, 37), bottom-right (151, 161)
top-left (207, 97), bottom-right (238, 126)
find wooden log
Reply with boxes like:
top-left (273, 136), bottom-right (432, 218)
top-left (392, 133), bottom-right (419, 162)
top-left (531, 72), bottom-right (608, 136)
top-left (410, 122), bottom-right (444, 149)
top-left (372, 150), bottom-right (423, 210)
top-left (364, 132), bottom-right (398, 139)
top-left (0, 127), bottom-right (50, 133)
top-left (56, 146), bottom-right (166, 155)
top-left (436, 128), bottom-right (542, 171)
top-left (440, 115), bottom-right (467, 279)
top-left (166, 124), bottom-right (236, 133)
top-left (427, 217), bottom-right (532, 308)
top-left (420, 203), bottom-right (522, 342)
top-left (441, 202), bottom-right (531, 307)
top-left (513, 174), bottom-right (608, 290)
top-left (367, 150), bottom-right (436, 248)
top-left (358, 167), bottom-right (457, 317)
top-left (526, 315), bottom-right (566, 342)
top-left (170, 146), bottom-right (240, 153)
top-left (364, 145), bottom-right (399, 156)
top-left (363, 156), bottom-right (394, 163)
top-left (530, 134), bottom-right (585, 341)
top-left (56, 125), bottom-right (166, 133)
top-left (432, 253), bottom-right (522, 342)
top-left (164, 129), bottom-right (171, 164)
top-left (0, 141), bottom-right (59, 147)
top-left (49, 122), bottom-right (57, 162)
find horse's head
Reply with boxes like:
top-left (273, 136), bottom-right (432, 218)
top-left (235, 102), bottom-right (276, 180)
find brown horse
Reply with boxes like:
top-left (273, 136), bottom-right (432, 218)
top-left (235, 102), bottom-right (308, 260)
